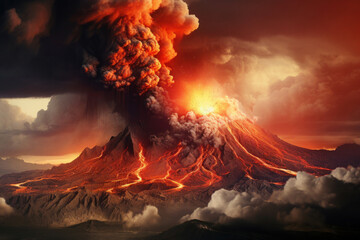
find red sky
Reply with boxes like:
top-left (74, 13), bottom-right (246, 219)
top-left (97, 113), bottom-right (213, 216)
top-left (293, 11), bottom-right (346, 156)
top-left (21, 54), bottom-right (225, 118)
top-left (170, 0), bottom-right (360, 149)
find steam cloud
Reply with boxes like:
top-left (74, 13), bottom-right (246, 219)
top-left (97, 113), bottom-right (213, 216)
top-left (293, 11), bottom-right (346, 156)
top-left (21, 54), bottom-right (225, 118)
top-left (122, 205), bottom-right (160, 229)
top-left (182, 166), bottom-right (360, 229)
top-left (150, 95), bottom-right (247, 148)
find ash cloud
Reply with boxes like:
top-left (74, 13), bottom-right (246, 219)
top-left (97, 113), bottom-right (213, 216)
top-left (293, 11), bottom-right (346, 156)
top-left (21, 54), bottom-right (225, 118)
top-left (0, 0), bottom-right (198, 97)
top-left (79, 0), bottom-right (198, 93)
top-left (182, 166), bottom-right (360, 229)
top-left (151, 112), bottom-right (225, 148)
top-left (3, 1), bottom-right (52, 44)
top-left (3, 8), bottom-right (21, 32)
top-left (149, 95), bottom-right (246, 148)
top-left (0, 0), bottom-right (201, 158)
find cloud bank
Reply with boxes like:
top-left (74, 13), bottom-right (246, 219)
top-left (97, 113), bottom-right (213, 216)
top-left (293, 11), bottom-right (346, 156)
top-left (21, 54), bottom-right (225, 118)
top-left (182, 166), bottom-right (360, 229)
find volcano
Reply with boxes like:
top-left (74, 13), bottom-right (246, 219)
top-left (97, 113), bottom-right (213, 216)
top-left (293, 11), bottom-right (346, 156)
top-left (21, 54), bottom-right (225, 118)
top-left (1, 118), bottom-right (359, 196)
top-left (1, 117), bottom-right (360, 226)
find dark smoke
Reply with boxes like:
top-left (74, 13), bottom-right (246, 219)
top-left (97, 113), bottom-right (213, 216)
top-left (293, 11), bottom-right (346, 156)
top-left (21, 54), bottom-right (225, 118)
top-left (0, 0), bottom-right (198, 98)
top-left (0, 0), bottom-right (201, 151)
top-left (79, 0), bottom-right (198, 94)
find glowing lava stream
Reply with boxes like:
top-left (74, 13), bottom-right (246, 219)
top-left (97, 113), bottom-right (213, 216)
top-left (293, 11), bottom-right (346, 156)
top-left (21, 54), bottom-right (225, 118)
top-left (10, 177), bottom-right (55, 194)
top-left (116, 144), bottom-right (148, 188)
top-left (221, 123), bottom-right (298, 176)
top-left (107, 143), bottom-right (223, 192)
top-left (147, 146), bottom-right (185, 191)
top-left (229, 121), bottom-right (330, 172)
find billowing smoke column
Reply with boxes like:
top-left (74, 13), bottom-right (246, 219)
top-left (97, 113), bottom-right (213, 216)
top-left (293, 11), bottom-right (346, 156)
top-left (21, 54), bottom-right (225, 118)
top-left (80, 0), bottom-right (199, 94)
top-left (75, 0), bottom-right (202, 142)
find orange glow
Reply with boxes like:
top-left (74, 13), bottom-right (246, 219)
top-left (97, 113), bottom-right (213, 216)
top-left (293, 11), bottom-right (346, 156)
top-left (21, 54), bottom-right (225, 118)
top-left (188, 90), bottom-right (217, 115)
top-left (178, 83), bottom-right (224, 116)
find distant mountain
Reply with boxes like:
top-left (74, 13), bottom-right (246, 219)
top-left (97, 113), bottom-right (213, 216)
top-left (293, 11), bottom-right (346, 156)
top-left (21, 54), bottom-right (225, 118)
top-left (0, 157), bottom-right (53, 176)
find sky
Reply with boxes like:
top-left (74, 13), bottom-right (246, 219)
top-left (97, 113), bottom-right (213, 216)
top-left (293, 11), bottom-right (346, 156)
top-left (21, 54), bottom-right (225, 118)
top-left (5, 98), bottom-right (50, 118)
top-left (0, 0), bottom-right (360, 163)
top-left (1, 97), bottom-right (97, 164)
top-left (172, 0), bottom-right (360, 149)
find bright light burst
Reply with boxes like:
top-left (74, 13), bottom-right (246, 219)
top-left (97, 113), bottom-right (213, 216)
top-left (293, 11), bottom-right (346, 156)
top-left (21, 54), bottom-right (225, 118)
top-left (186, 86), bottom-right (221, 115)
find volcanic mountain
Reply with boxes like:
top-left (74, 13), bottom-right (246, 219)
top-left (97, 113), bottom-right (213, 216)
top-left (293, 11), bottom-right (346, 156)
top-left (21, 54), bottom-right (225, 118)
top-left (1, 118), bottom-right (359, 197)
top-left (1, 117), bottom-right (360, 226)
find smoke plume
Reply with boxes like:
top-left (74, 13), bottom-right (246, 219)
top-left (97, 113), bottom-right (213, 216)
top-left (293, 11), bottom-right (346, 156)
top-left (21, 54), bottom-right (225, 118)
top-left (79, 0), bottom-right (198, 94)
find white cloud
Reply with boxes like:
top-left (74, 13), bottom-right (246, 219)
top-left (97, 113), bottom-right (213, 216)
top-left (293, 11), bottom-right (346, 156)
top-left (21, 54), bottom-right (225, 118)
top-left (181, 166), bottom-right (360, 228)
top-left (331, 166), bottom-right (360, 184)
top-left (122, 205), bottom-right (161, 229)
